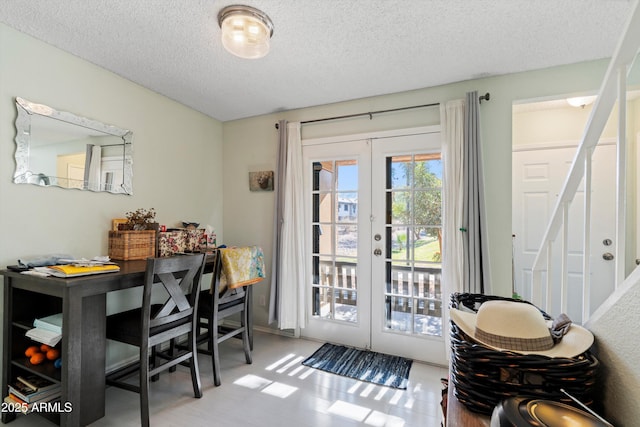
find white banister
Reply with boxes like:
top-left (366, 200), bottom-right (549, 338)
top-left (529, 0), bottom-right (640, 318)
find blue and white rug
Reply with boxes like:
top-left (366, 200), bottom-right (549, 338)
top-left (302, 343), bottom-right (413, 389)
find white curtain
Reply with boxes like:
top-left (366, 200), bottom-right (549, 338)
top-left (441, 92), bottom-right (489, 298)
top-left (276, 122), bottom-right (306, 329)
top-left (441, 99), bottom-right (465, 297)
top-left (84, 144), bottom-right (102, 191)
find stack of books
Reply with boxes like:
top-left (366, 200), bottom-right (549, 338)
top-left (33, 263), bottom-right (120, 278)
top-left (25, 313), bottom-right (62, 347)
top-left (5, 375), bottom-right (61, 413)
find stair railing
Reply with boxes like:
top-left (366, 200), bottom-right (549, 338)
top-left (530, 0), bottom-right (640, 322)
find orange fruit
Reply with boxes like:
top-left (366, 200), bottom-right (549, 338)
top-left (40, 344), bottom-right (52, 353)
top-left (25, 345), bottom-right (40, 357)
top-left (46, 349), bottom-right (60, 361)
top-left (30, 352), bottom-right (45, 365)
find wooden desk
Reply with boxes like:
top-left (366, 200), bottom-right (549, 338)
top-left (445, 382), bottom-right (491, 427)
top-left (1, 257), bottom-right (213, 426)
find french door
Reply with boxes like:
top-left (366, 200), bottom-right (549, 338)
top-left (302, 128), bottom-right (447, 365)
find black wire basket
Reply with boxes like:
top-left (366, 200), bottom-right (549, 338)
top-left (449, 292), bottom-right (599, 415)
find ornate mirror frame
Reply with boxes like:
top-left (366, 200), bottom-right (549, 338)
top-left (13, 97), bottom-right (133, 195)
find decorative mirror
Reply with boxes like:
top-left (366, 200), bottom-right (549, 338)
top-left (13, 97), bottom-right (133, 194)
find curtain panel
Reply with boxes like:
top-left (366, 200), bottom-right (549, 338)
top-left (463, 91), bottom-right (490, 294)
top-left (441, 99), bottom-right (465, 297)
top-left (269, 120), bottom-right (288, 325)
top-left (270, 121), bottom-right (305, 330)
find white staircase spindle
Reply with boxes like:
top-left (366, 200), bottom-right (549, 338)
top-left (615, 66), bottom-right (627, 289)
top-left (561, 202), bottom-right (569, 315)
top-left (583, 148), bottom-right (593, 323)
top-left (545, 241), bottom-right (553, 313)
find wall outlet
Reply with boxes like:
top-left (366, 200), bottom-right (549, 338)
top-left (259, 295), bottom-right (266, 306)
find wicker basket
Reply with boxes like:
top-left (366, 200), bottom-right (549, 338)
top-left (449, 293), bottom-right (599, 415)
top-left (108, 230), bottom-right (156, 260)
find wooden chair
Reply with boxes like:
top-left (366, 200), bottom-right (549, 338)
top-left (106, 254), bottom-right (206, 427)
top-left (196, 249), bottom-right (252, 386)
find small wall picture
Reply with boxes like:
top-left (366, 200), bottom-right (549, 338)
top-left (249, 171), bottom-right (274, 191)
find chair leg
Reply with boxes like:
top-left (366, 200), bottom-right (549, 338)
top-left (207, 316), bottom-right (214, 353)
top-left (140, 347), bottom-right (151, 427)
top-left (247, 288), bottom-right (254, 351)
top-left (189, 332), bottom-right (202, 398)
top-left (211, 314), bottom-right (222, 386)
top-left (169, 339), bottom-right (177, 373)
top-left (150, 345), bottom-right (160, 382)
top-left (241, 308), bottom-right (252, 365)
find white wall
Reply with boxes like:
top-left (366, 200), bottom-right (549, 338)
top-left (0, 24), bottom-right (224, 363)
top-left (513, 102), bottom-right (619, 146)
top-left (587, 267), bottom-right (640, 426)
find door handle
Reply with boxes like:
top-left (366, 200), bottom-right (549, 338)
top-left (373, 248), bottom-right (382, 256)
top-left (602, 252), bottom-right (614, 261)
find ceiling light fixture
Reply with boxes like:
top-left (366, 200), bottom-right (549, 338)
top-left (218, 5), bottom-right (274, 59)
top-left (566, 96), bottom-right (597, 108)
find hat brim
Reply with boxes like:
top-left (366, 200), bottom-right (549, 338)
top-left (450, 307), bottom-right (594, 358)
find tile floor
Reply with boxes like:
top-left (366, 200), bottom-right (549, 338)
top-left (9, 331), bottom-right (448, 426)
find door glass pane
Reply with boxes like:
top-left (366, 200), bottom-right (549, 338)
top-left (413, 227), bottom-right (441, 263)
top-left (317, 224), bottom-right (334, 254)
top-left (317, 161), bottom-right (333, 191)
top-left (311, 159), bottom-right (359, 324)
top-left (384, 153), bottom-right (442, 337)
top-left (389, 156), bottom-right (412, 189)
top-left (390, 191), bottom-right (412, 224)
top-left (318, 192), bottom-right (332, 222)
top-left (337, 225), bottom-right (357, 257)
top-left (318, 256), bottom-right (333, 286)
top-left (336, 192), bottom-right (357, 223)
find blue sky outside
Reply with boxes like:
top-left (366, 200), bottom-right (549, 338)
top-left (337, 159), bottom-right (443, 193)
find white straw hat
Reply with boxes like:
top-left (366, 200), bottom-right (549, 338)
top-left (450, 300), bottom-right (594, 358)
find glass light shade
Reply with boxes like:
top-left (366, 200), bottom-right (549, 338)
top-left (566, 96), bottom-right (597, 108)
top-left (218, 5), bottom-right (273, 59)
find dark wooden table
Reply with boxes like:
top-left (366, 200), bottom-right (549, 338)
top-left (445, 382), bottom-right (491, 426)
top-left (1, 257), bottom-right (213, 426)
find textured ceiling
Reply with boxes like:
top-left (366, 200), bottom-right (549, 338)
top-left (0, 0), bottom-right (635, 122)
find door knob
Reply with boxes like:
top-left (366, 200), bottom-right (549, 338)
top-left (373, 248), bottom-right (382, 256)
top-left (602, 252), bottom-right (614, 261)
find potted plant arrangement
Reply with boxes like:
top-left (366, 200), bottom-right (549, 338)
top-left (109, 208), bottom-right (158, 260)
top-left (122, 208), bottom-right (158, 231)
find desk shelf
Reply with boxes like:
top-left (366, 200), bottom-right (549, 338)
top-left (10, 358), bottom-right (61, 384)
top-left (3, 286), bottom-right (63, 425)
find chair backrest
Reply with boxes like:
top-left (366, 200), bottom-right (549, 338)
top-left (208, 249), bottom-right (246, 304)
top-left (141, 254), bottom-right (206, 337)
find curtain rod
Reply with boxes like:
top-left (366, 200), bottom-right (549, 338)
top-left (274, 92), bottom-right (489, 129)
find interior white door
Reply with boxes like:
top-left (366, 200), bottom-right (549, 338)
top-left (512, 143), bottom-right (616, 321)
